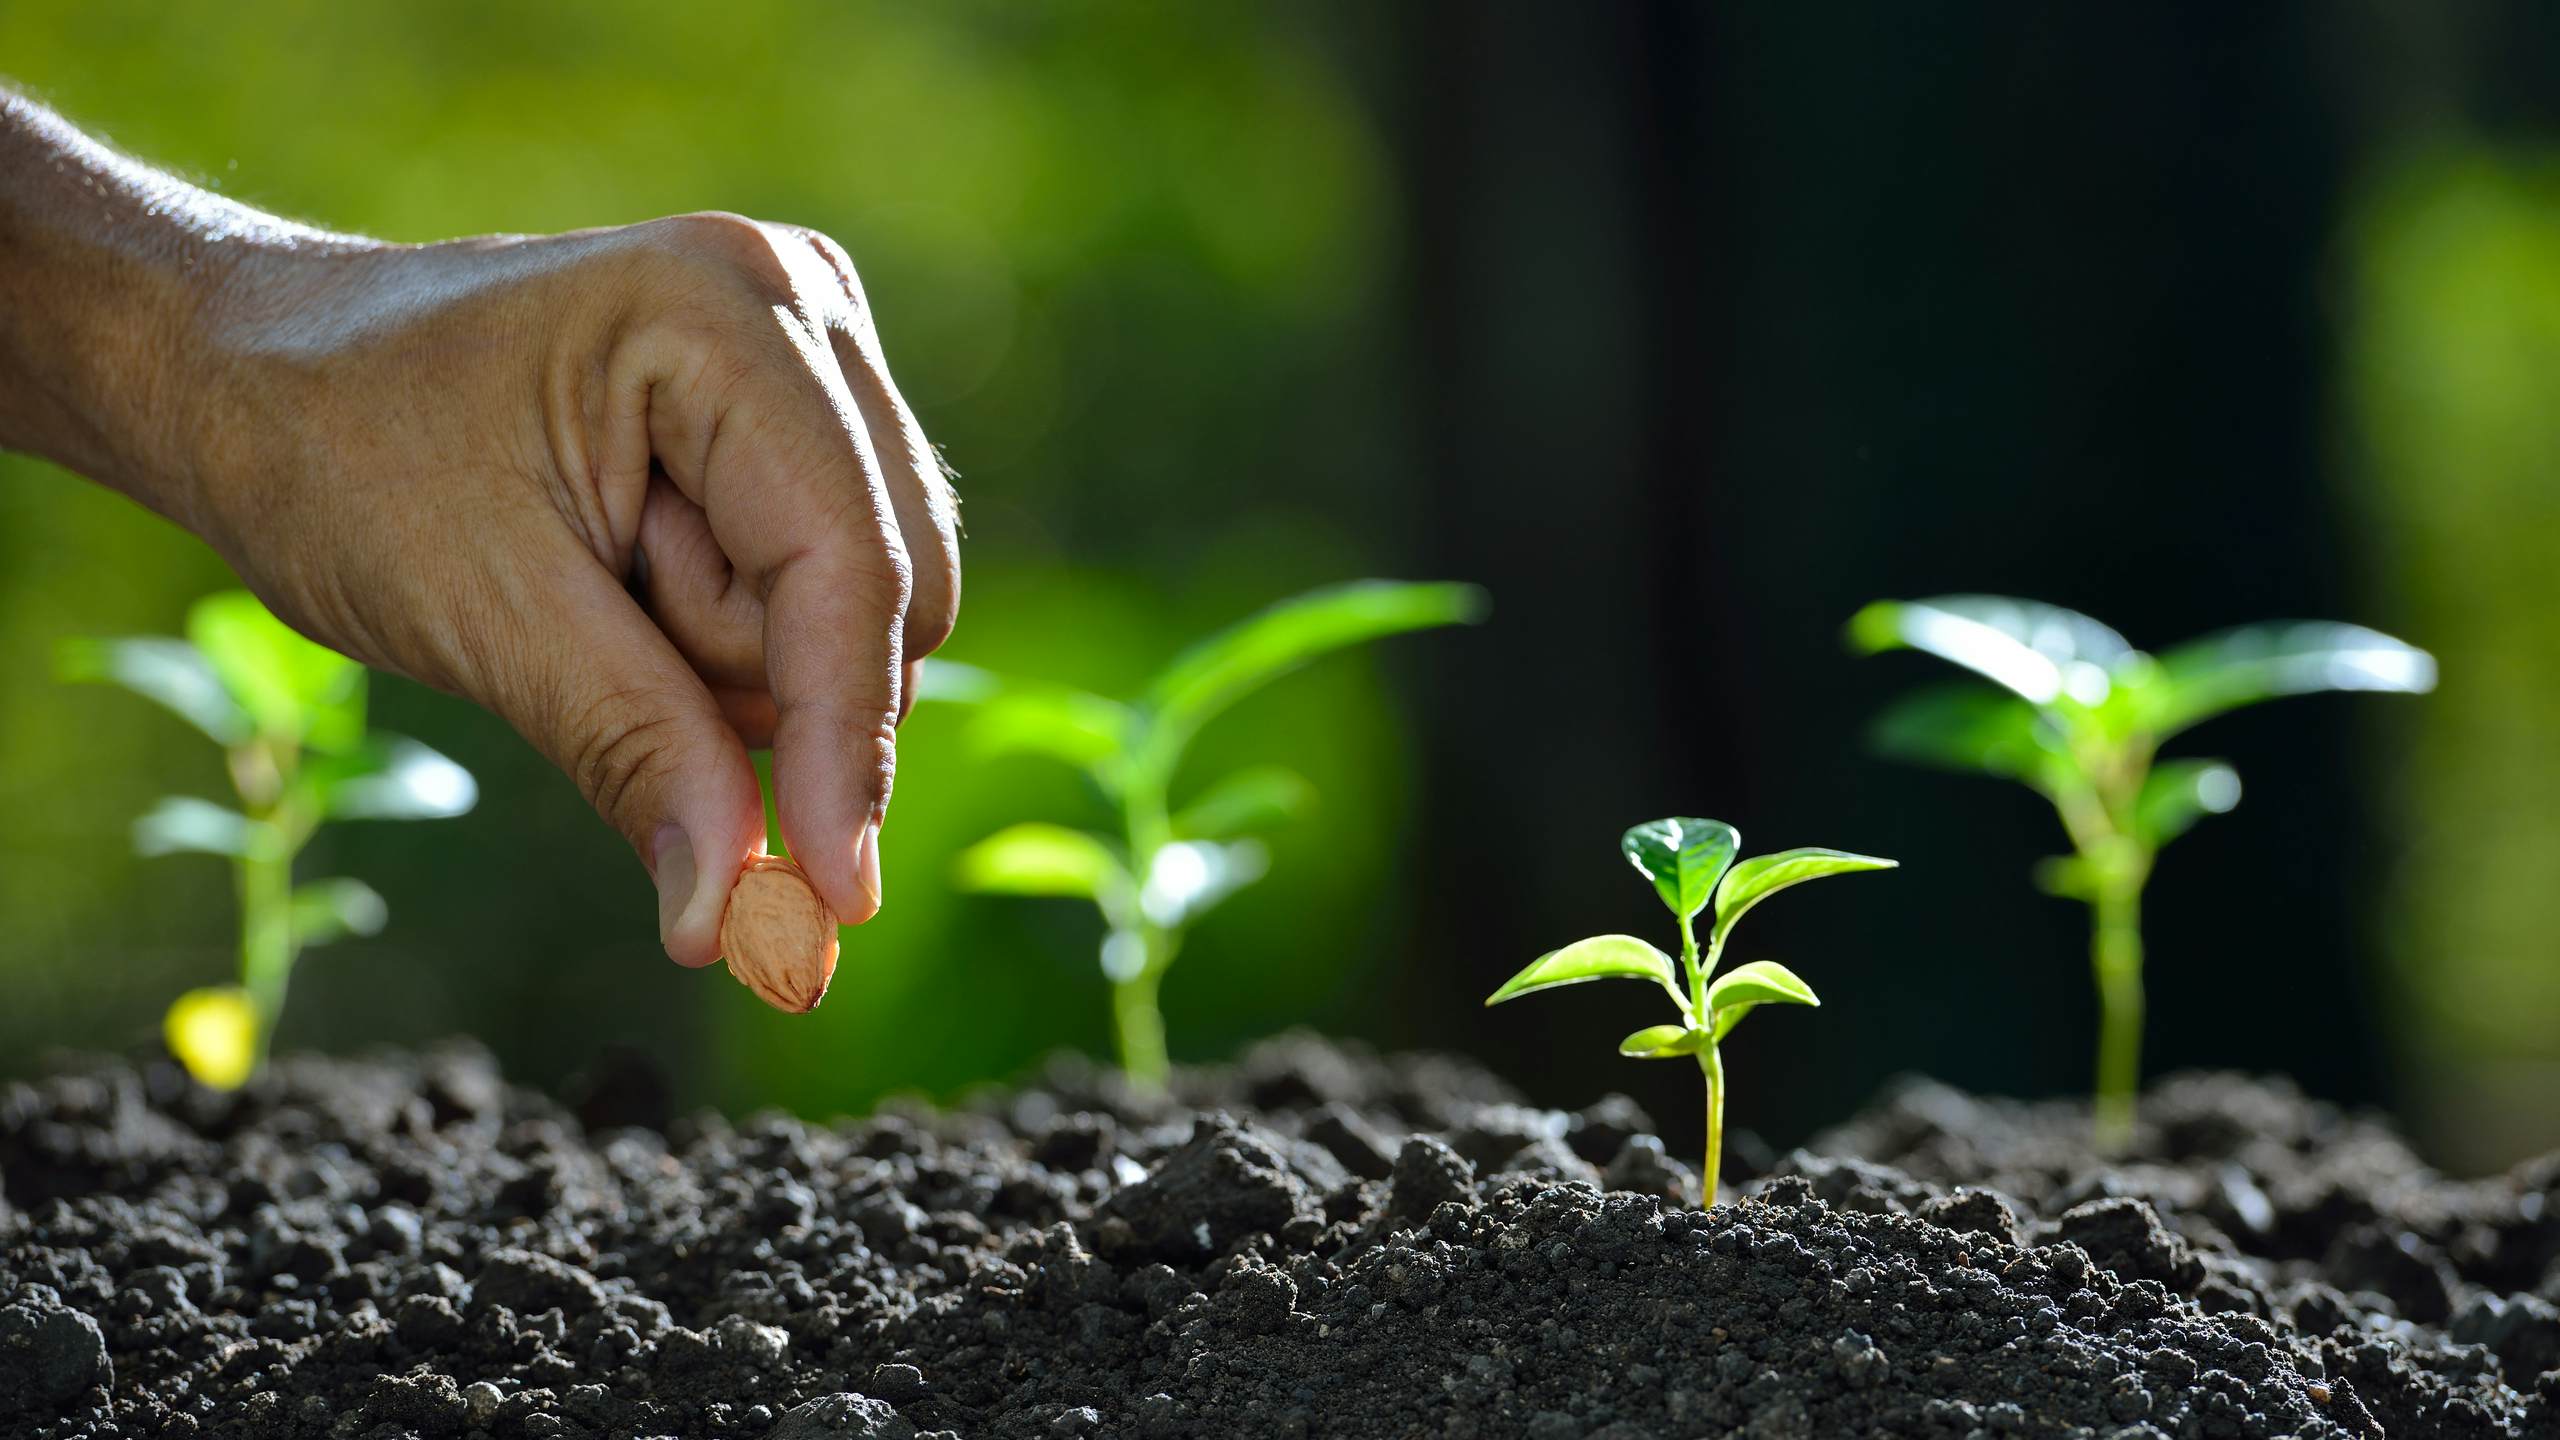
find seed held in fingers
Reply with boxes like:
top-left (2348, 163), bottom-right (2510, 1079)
top-left (718, 855), bottom-right (839, 1013)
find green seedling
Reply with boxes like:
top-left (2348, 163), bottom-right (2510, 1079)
top-left (930, 579), bottom-right (1485, 1090)
top-left (1485, 817), bottom-right (1895, 1208)
top-left (1848, 595), bottom-right (2435, 1150)
top-left (61, 590), bottom-right (476, 1087)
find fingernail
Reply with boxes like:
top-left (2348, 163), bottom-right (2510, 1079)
top-left (855, 821), bottom-right (883, 915)
top-left (652, 824), bottom-right (696, 947)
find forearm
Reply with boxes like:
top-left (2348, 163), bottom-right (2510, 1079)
top-left (0, 91), bottom-right (357, 529)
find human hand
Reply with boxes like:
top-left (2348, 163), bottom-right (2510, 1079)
top-left (178, 215), bottom-right (958, 966)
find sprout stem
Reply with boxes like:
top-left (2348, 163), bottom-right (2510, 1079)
top-left (1113, 948), bottom-right (1171, 1093)
top-left (2090, 880), bottom-right (2144, 1155)
top-left (1697, 1043), bottom-right (1725, 1209)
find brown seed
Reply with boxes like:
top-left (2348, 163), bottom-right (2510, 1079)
top-left (718, 855), bottom-right (839, 1013)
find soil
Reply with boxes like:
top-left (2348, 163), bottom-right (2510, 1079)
top-left (3, 1034), bottom-right (2554, 1439)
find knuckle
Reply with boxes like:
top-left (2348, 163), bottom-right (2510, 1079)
top-left (656, 210), bottom-right (798, 298)
top-left (565, 695), bottom-right (692, 831)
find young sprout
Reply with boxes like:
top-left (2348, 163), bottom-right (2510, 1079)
top-left (1485, 817), bottom-right (1895, 1208)
top-left (931, 580), bottom-right (1486, 1090)
top-left (1848, 595), bottom-right (2435, 1150)
top-left (61, 590), bottom-right (476, 1087)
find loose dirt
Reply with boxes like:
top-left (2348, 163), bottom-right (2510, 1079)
top-left (4, 1036), bottom-right (2552, 1437)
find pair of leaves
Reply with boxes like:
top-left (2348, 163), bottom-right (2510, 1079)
top-left (926, 580), bottom-right (1487, 796)
top-left (1621, 960), bottom-right (1822, 1053)
top-left (63, 592), bottom-right (368, 752)
top-left (1619, 817), bottom-right (1897, 947)
top-left (1482, 932), bottom-right (1817, 1051)
top-left (952, 824), bottom-right (1269, 933)
top-left (1851, 596), bottom-right (2436, 771)
top-left (128, 736), bottom-right (478, 861)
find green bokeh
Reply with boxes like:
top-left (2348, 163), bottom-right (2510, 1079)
top-left (2347, 144), bottom-right (2560, 1167)
top-left (0, 0), bottom-right (1426, 1116)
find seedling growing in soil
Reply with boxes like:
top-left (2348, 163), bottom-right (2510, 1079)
top-left (1848, 595), bottom-right (2434, 1151)
top-left (935, 580), bottom-right (1485, 1089)
top-left (61, 591), bottom-right (476, 1087)
top-left (1485, 817), bottom-right (1895, 1208)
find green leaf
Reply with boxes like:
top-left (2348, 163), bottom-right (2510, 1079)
top-left (1866, 682), bottom-right (2059, 783)
top-left (1173, 766), bottom-right (1314, 839)
top-left (1137, 580), bottom-right (1486, 775)
top-left (966, 686), bottom-right (1138, 774)
top-left (2132, 759), bottom-right (2242, 848)
top-left (186, 591), bottom-right (367, 750)
top-left (304, 735), bottom-right (478, 820)
top-left (1620, 817), bottom-right (1740, 924)
top-left (953, 823), bottom-right (1126, 900)
top-left (2033, 854), bottom-right (2099, 901)
top-left (1848, 595), bottom-right (2132, 707)
top-left (912, 658), bottom-right (1000, 703)
top-left (292, 877), bottom-right (388, 948)
top-left (1707, 959), bottom-right (1821, 1039)
top-left (56, 636), bottom-right (253, 746)
top-left (1711, 847), bottom-right (1898, 946)
top-left (132, 796), bottom-right (279, 859)
top-left (2145, 622), bottom-right (2436, 739)
top-left (1139, 839), bottom-right (1268, 928)
top-left (1485, 935), bottom-right (1683, 1008)
top-left (1619, 1024), bottom-right (1711, 1059)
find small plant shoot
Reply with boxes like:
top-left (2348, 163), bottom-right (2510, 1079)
top-left (1848, 595), bottom-right (2435, 1151)
top-left (932, 580), bottom-right (1486, 1089)
top-left (61, 591), bottom-right (477, 1087)
top-left (1485, 817), bottom-right (1895, 1208)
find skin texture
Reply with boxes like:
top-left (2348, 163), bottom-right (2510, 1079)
top-left (0, 91), bottom-right (960, 967)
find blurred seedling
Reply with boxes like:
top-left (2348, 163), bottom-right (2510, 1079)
top-left (930, 580), bottom-right (1485, 1090)
top-left (60, 591), bottom-right (476, 1087)
top-left (1849, 595), bottom-right (2434, 1151)
top-left (1485, 817), bottom-right (1895, 1208)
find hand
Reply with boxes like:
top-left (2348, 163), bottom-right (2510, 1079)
top-left (177, 215), bottom-right (961, 965)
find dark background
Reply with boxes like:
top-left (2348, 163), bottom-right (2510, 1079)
top-left (4, 3), bottom-right (2554, 1166)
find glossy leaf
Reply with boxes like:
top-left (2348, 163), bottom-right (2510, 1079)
top-left (293, 877), bottom-right (388, 948)
top-left (1620, 817), bottom-right (1740, 924)
top-left (1707, 960), bottom-right (1821, 1039)
top-left (966, 686), bottom-right (1137, 773)
top-left (186, 591), bottom-right (366, 751)
top-left (1139, 839), bottom-right (1267, 928)
top-left (1866, 682), bottom-right (2058, 782)
top-left (1138, 580), bottom-right (1486, 772)
top-left (133, 796), bottom-right (277, 859)
top-left (56, 636), bottom-right (252, 746)
top-left (1849, 595), bottom-right (2131, 707)
top-left (1711, 847), bottom-right (1898, 946)
top-left (912, 658), bottom-right (1000, 703)
top-left (2132, 759), bottom-right (2242, 848)
top-left (1173, 765), bottom-right (1314, 839)
top-left (2145, 622), bottom-right (2437, 739)
top-left (307, 735), bottom-right (478, 820)
top-left (1619, 1023), bottom-right (1711, 1059)
top-left (1485, 934), bottom-right (1683, 1008)
top-left (954, 823), bottom-right (1126, 900)
top-left (164, 986), bottom-right (259, 1090)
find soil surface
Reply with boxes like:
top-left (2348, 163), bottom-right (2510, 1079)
top-left (4, 1035), bottom-right (2554, 1438)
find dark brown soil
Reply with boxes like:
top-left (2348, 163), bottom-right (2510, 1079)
top-left (3, 1035), bottom-right (2554, 1438)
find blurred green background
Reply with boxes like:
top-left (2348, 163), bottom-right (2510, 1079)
top-left (2, 2), bottom-right (2554, 1167)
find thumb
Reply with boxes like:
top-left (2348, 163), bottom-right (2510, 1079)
top-left (477, 552), bottom-right (767, 968)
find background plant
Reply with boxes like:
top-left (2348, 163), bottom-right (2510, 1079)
top-left (1849, 595), bottom-right (2434, 1150)
top-left (60, 591), bottom-right (477, 1087)
top-left (934, 579), bottom-right (1483, 1089)
top-left (1485, 817), bottom-right (1894, 1207)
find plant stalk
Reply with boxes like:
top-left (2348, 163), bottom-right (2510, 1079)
top-left (1697, 1043), bottom-right (1725, 1209)
top-left (2090, 878), bottom-right (2144, 1155)
top-left (1112, 939), bottom-right (1172, 1092)
top-left (237, 843), bottom-right (296, 1064)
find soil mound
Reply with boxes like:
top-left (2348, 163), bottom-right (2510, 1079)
top-left (4, 1036), bottom-right (2552, 1437)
